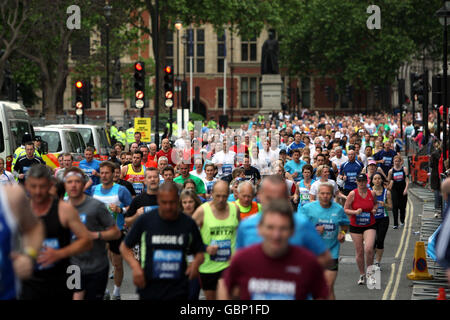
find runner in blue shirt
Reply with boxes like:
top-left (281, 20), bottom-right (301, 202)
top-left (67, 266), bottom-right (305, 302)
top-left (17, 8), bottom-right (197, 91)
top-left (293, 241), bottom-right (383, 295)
top-left (284, 149), bottom-right (307, 182)
top-left (79, 147), bottom-right (101, 195)
top-left (339, 150), bottom-right (363, 196)
top-left (287, 132), bottom-right (306, 156)
top-left (298, 164), bottom-right (315, 207)
top-left (373, 141), bottom-right (397, 176)
top-left (299, 182), bottom-right (349, 300)
top-left (235, 175), bottom-right (332, 268)
top-left (92, 161), bottom-right (132, 300)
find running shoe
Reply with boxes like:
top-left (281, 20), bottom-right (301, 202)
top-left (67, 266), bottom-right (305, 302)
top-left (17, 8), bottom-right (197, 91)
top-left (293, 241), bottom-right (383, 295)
top-left (358, 274), bottom-right (365, 285)
top-left (111, 294), bottom-right (121, 300)
top-left (104, 290), bottom-right (111, 300)
top-left (375, 262), bottom-right (381, 270)
top-left (109, 269), bottom-right (114, 279)
top-left (399, 223), bottom-right (404, 228)
top-left (392, 225), bottom-right (398, 229)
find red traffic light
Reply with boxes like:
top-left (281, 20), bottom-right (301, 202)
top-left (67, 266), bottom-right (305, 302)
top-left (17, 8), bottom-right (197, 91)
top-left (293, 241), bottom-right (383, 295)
top-left (164, 66), bottom-right (172, 74)
top-left (75, 81), bottom-right (83, 88)
top-left (76, 101), bottom-right (83, 108)
top-left (165, 91), bottom-right (173, 99)
top-left (135, 63), bottom-right (143, 71)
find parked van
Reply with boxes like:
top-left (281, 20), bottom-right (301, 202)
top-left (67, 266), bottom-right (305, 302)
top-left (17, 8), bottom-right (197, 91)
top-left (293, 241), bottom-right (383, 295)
top-left (0, 101), bottom-right (34, 171)
top-left (48, 124), bottom-right (111, 160)
top-left (34, 127), bottom-right (86, 168)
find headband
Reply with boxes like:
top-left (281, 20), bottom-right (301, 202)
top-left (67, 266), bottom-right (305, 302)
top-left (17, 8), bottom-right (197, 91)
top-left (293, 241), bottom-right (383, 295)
top-left (64, 172), bottom-right (84, 182)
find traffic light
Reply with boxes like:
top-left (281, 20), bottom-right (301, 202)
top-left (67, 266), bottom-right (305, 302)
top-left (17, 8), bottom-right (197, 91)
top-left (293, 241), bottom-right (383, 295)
top-left (83, 80), bottom-right (93, 109)
top-left (134, 62), bottom-right (145, 109)
top-left (75, 80), bottom-right (84, 110)
top-left (345, 85), bottom-right (353, 101)
top-left (411, 73), bottom-right (425, 104)
top-left (163, 65), bottom-right (174, 108)
top-left (432, 74), bottom-right (443, 106)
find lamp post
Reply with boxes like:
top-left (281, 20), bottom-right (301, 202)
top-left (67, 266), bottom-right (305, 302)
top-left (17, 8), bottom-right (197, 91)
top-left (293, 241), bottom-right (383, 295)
top-left (104, 3), bottom-right (111, 124)
top-left (175, 20), bottom-right (182, 137)
top-left (436, 2), bottom-right (450, 162)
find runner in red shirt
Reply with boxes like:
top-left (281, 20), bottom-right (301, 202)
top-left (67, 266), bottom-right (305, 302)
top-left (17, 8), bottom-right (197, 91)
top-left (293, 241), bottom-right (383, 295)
top-left (218, 199), bottom-right (329, 300)
top-left (344, 173), bottom-right (378, 285)
top-left (156, 138), bottom-right (174, 166)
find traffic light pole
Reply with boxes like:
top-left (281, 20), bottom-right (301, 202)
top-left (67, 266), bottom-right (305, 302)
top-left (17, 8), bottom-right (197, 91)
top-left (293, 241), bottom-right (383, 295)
top-left (106, 18), bottom-right (110, 124)
top-left (444, 16), bottom-right (448, 163)
top-left (154, 0), bottom-right (160, 148)
top-left (423, 69), bottom-right (429, 143)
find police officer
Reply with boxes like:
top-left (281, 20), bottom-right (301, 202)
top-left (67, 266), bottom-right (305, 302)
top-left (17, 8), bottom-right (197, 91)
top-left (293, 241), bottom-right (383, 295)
top-left (126, 122), bottom-right (136, 146)
top-left (117, 127), bottom-right (127, 147)
top-left (110, 121), bottom-right (119, 144)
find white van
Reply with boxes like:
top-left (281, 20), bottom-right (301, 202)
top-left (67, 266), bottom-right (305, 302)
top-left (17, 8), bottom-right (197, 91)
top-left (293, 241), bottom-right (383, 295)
top-left (34, 127), bottom-right (86, 167)
top-left (0, 101), bottom-right (34, 171)
top-left (48, 124), bottom-right (111, 160)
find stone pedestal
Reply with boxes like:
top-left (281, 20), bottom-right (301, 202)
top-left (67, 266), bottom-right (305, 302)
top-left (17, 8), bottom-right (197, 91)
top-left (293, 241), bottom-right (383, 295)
top-left (109, 98), bottom-right (125, 126)
top-left (260, 74), bottom-right (282, 115)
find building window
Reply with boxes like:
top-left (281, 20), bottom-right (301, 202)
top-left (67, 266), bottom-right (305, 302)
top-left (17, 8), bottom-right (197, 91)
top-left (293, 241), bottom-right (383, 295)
top-left (217, 33), bottom-right (225, 73)
top-left (301, 77), bottom-right (311, 108)
top-left (241, 37), bottom-right (257, 62)
top-left (241, 77), bottom-right (259, 108)
top-left (185, 28), bottom-right (205, 73)
top-left (218, 88), bottom-right (224, 108)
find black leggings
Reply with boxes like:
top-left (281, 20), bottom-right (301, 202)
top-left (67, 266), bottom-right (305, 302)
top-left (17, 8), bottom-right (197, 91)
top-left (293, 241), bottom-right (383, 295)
top-left (374, 217), bottom-right (389, 250)
top-left (391, 188), bottom-right (407, 226)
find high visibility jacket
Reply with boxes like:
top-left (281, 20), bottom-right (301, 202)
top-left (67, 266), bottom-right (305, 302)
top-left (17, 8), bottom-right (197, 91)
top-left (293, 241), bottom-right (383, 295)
top-left (117, 131), bottom-right (126, 145)
top-left (126, 127), bottom-right (135, 144)
top-left (188, 121), bottom-right (194, 131)
top-left (12, 146), bottom-right (40, 171)
top-left (110, 125), bottom-right (119, 139)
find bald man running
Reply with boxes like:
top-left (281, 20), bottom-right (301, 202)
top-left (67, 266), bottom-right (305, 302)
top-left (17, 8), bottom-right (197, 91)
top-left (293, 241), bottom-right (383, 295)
top-left (192, 180), bottom-right (240, 300)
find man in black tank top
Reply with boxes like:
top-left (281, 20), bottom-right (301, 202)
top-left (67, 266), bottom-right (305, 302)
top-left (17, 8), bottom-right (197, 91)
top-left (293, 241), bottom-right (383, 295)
top-left (20, 164), bottom-right (93, 300)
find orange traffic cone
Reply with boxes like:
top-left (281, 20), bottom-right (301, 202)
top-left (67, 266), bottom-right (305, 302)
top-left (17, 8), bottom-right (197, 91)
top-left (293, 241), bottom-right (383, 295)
top-left (437, 287), bottom-right (446, 300)
top-left (407, 241), bottom-right (433, 280)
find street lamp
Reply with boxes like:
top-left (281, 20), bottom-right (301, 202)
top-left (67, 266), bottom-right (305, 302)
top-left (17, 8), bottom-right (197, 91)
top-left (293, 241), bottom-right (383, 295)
top-left (436, 1), bottom-right (450, 162)
top-left (104, 3), bottom-right (112, 124)
top-left (175, 20), bottom-right (182, 135)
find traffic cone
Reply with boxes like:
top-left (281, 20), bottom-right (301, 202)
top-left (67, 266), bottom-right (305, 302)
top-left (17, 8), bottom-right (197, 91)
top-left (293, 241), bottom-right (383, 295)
top-left (437, 287), bottom-right (446, 300)
top-left (407, 241), bottom-right (433, 280)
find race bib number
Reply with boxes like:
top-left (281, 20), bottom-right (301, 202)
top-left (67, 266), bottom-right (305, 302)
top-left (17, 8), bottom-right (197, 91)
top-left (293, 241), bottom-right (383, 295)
top-left (347, 172), bottom-right (357, 183)
top-left (23, 166), bottom-right (31, 174)
top-left (37, 238), bottom-right (60, 270)
top-left (82, 167), bottom-right (94, 177)
top-left (356, 212), bottom-right (372, 226)
top-left (316, 222), bottom-right (336, 239)
top-left (374, 206), bottom-right (385, 219)
top-left (222, 164), bottom-right (233, 175)
top-left (210, 239), bottom-right (231, 262)
top-left (152, 249), bottom-right (183, 279)
top-left (249, 278), bottom-right (296, 300)
top-left (133, 182), bottom-right (144, 195)
top-left (383, 157), bottom-right (392, 166)
top-left (393, 171), bottom-right (404, 181)
top-left (299, 188), bottom-right (310, 205)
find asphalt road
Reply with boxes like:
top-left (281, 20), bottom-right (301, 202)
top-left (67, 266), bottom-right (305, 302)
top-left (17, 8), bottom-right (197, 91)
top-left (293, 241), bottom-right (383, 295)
top-left (105, 189), bottom-right (425, 301)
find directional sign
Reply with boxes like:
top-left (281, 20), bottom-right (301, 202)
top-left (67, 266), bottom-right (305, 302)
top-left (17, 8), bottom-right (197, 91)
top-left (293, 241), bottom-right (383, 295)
top-left (136, 99), bottom-right (144, 109)
top-left (76, 109), bottom-right (83, 116)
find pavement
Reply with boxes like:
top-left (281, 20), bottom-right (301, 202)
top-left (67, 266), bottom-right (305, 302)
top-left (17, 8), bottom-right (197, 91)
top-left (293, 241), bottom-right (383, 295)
top-left (407, 186), bottom-right (448, 300)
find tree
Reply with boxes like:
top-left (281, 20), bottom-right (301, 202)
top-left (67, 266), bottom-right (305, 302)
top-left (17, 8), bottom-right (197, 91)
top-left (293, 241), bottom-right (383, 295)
top-left (0, 0), bottom-right (33, 90)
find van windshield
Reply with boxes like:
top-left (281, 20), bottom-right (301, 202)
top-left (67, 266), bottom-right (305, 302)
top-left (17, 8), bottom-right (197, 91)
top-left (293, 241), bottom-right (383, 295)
top-left (38, 131), bottom-right (62, 153)
top-left (65, 131), bottom-right (85, 154)
top-left (76, 128), bottom-right (95, 148)
top-left (10, 120), bottom-right (32, 150)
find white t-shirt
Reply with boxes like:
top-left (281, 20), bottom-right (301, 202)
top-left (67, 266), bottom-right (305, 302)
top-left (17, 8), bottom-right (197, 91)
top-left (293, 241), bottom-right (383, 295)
top-left (190, 169), bottom-right (206, 181)
top-left (330, 155), bottom-right (348, 172)
top-left (309, 179), bottom-right (339, 197)
top-left (0, 170), bottom-right (16, 185)
top-left (212, 151), bottom-right (236, 176)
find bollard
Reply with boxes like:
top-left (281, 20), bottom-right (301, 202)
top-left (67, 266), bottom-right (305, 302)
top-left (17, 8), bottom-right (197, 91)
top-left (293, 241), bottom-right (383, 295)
top-left (407, 241), bottom-right (433, 280)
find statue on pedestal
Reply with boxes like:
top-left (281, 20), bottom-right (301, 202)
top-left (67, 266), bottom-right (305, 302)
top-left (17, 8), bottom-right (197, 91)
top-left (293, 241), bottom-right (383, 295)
top-left (261, 29), bottom-right (279, 75)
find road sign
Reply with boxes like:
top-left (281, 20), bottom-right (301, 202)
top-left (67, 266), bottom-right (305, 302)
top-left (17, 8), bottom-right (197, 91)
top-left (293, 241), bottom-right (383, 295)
top-left (76, 109), bottom-right (83, 116)
top-left (135, 99), bottom-right (144, 109)
top-left (134, 117), bottom-right (151, 142)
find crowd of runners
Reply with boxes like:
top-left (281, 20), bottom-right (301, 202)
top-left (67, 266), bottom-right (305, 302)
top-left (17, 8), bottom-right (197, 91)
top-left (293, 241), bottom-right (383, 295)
top-left (1, 110), bottom-right (419, 300)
